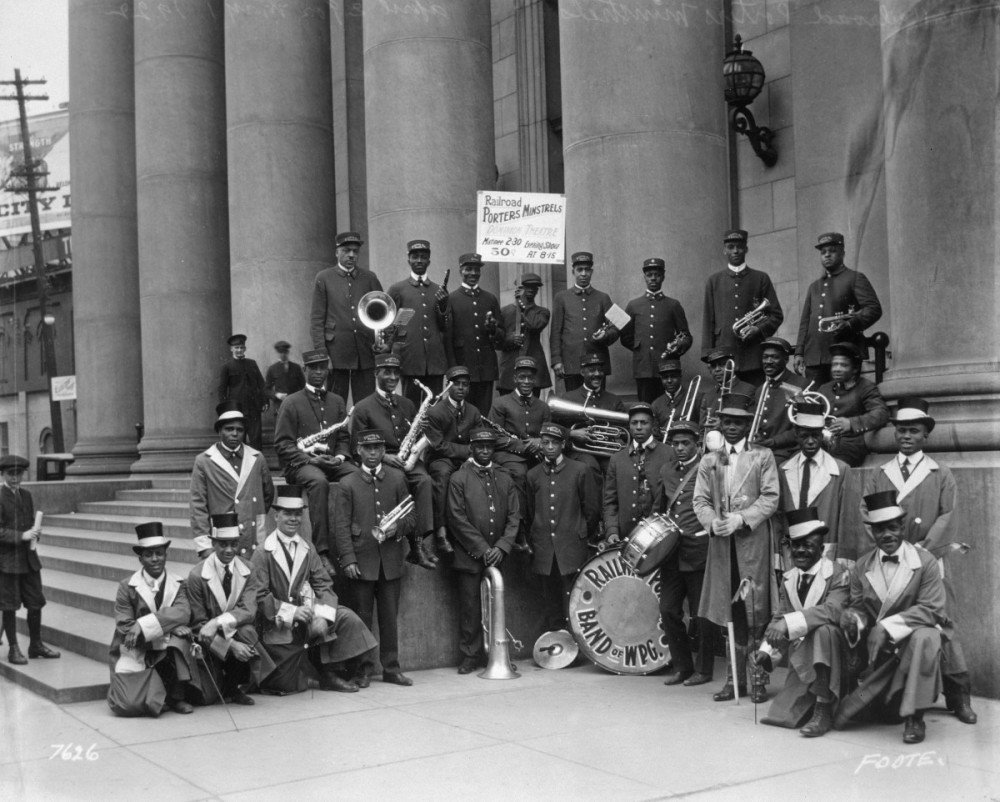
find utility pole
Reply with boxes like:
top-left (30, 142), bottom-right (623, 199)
top-left (0, 69), bottom-right (64, 453)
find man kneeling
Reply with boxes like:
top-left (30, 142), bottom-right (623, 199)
top-left (251, 486), bottom-right (377, 694)
top-left (756, 508), bottom-right (848, 737)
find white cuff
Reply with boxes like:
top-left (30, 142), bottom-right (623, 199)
top-left (880, 614), bottom-right (913, 643)
top-left (276, 602), bottom-right (298, 628)
top-left (217, 612), bottom-right (237, 640)
top-left (784, 611), bottom-right (808, 641)
top-left (137, 612), bottom-right (164, 642)
top-left (193, 533), bottom-right (212, 553)
top-left (314, 604), bottom-right (337, 624)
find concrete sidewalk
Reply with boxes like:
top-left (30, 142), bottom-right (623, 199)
top-left (1, 661), bottom-right (997, 801)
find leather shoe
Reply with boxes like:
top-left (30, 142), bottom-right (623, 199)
top-left (28, 642), bottom-right (61, 659)
top-left (457, 658), bottom-right (479, 675)
top-left (228, 690), bottom-right (255, 706)
top-left (353, 673), bottom-right (372, 689)
top-left (903, 714), bottom-right (926, 744)
top-left (383, 671), bottom-right (413, 686)
top-left (750, 684), bottom-right (768, 704)
top-left (320, 674), bottom-right (359, 693)
top-left (406, 539), bottom-right (437, 570)
top-left (800, 701), bottom-right (833, 738)
top-left (713, 684), bottom-right (746, 702)
top-left (663, 671), bottom-right (693, 686)
top-left (947, 693), bottom-right (978, 725)
top-left (8, 645), bottom-right (27, 665)
top-left (435, 529), bottom-right (454, 556)
top-left (170, 700), bottom-right (194, 714)
top-left (683, 672), bottom-right (713, 687)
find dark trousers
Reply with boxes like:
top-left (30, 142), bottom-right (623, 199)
top-left (428, 458), bottom-right (460, 530)
top-left (243, 410), bottom-right (263, 450)
top-left (219, 652), bottom-right (253, 697)
top-left (328, 367), bottom-right (376, 407)
top-left (348, 568), bottom-right (402, 673)
top-left (658, 567), bottom-right (713, 676)
top-left (562, 374), bottom-right (584, 392)
top-left (804, 364), bottom-right (832, 385)
top-left (539, 557), bottom-right (575, 631)
top-left (492, 454), bottom-right (530, 535)
top-left (635, 377), bottom-right (662, 404)
top-left (403, 461), bottom-right (434, 537)
top-left (467, 381), bottom-right (495, 416)
top-left (402, 374), bottom-right (443, 409)
top-left (456, 568), bottom-right (486, 660)
top-left (285, 460), bottom-right (358, 553)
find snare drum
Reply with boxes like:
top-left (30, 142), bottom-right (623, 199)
top-left (620, 513), bottom-right (682, 577)
top-left (567, 547), bottom-right (670, 675)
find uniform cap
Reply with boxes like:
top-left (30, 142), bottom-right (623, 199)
top-left (335, 231), bottom-right (364, 247)
top-left (815, 232), bottom-right (845, 249)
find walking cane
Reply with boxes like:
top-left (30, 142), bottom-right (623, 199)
top-left (191, 641), bottom-right (240, 732)
top-left (729, 577), bottom-right (753, 707)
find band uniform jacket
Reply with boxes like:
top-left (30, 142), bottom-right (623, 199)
top-left (861, 456), bottom-right (956, 557)
top-left (620, 293), bottom-right (692, 378)
top-left (264, 360), bottom-right (306, 405)
top-left (693, 443), bottom-right (780, 628)
top-left (332, 465), bottom-right (416, 580)
top-left (274, 388), bottom-right (352, 472)
top-left (750, 370), bottom-right (810, 462)
top-left (217, 357), bottom-right (266, 412)
top-left (525, 457), bottom-right (599, 576)
top-left (189, 443), bottom-right (275, 555)
top-left (488, 392), bottom-right (551, 464)
top-left (446, 286), bottom-right (504, 381)
top-left (498, 301), bottom-right (552, 390)
top-left (0, 484), bottom-right (41, 574)
top-left (818, 377), bottom-right (889, 467)
top-left (651, 387), bottom-right (705, 437)
top-left (350, 392), bottom-right (416, 454)
top-left (603, 440), bottom-right (673, 541)
top-left (389, 277), bottom-right (450, 377)
top-left (701, 267), bottom-right (783, 373)
top-left (549, 285), bottom-right (619, 375)
top-left (424, 399), bottom-right (483, 464)
top-left (778, 450), bottom-right (849, 560)
top-left (795, 265), bottom-right (882, 367)
top-left (446, 460), bottom-right (520, 573)
top-left (309, 265), bottom-right (384, 369)
top-left (653, 459), bottom-right (707, 572)
top-left (109, 570), bottom-right (192, 673)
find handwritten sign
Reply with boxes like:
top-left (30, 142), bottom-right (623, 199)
top-left (475, 191), bottom-right (566, 264)
top-left (51, 375), bottom-right (76, 401)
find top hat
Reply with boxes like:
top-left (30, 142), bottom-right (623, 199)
top-left (786, 507), bottom-right (829, 540)
top-left (214, 400), bottom-right (245, 430)
top-left (718, 393), bottom-right (754, 418)
top-left (407, 239), bottom-right (431, 252)
top-left (863, 490), bottom-right (905, 524)
top-left (210, 512), bottom-right (241, 541)
top-left (790, 401), bottom-right (827, 429)
top-left (133, 521), bottom-right (171, 553)
top-left (892, 397), bottom-right (935, 432)
top-left (815, 232), bottom-right (845, 249)
top-left (273, 485), bottom-right (306, 510)
top-left (335, 231), bottom-right (364, 247)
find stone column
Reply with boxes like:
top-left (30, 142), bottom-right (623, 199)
top-left (226, 0), bottom-right (337, 361)
top-left (67, 0), bottom-right (142, 475)
top-left (130, 0), bottom-right (230, 473)
top-left (364, 0), bottom-right (495, 289)
top-left (558, 1), bottom-right (730, 394)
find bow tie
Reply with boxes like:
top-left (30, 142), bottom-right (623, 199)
top-left (881, 554), bottom-right (899, 564)
top-left (475, 465), bottom-right (493, 476)
top-left (381, 394), bottom-right (397, 408)
top-left (573, 287), bottom-right (591, 296)
top-left (646, 291), bottom-right (664, 300)
top-left (631, 442), bottom-right (652, 455)
top-left (364, 468), bottom-right (383, 481)
top-left (463, 287), bottom-right (481, 297)
top-left (415, 278), bottom-right (428, 287)
top-left (517, 394), bottom-right (532, 406)
top-left (341, 269), bottom-right (356, 279)
top-left (223, 446), bottom-right (243, 460)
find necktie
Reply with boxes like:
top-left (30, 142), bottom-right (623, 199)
top-left (153, 580), bottom-right (165, 610)
top-left (417, 278), bottom-right (427, 287)
top-left (900, 459), bottom-right (911, 481)
top-left (881, 554), bottom-right (899, 564)
top-left (730, 447), bottom-right (738, 456)
top-left (222, 565), bottom-right (232, 599)
top-left (799, 457), bottom-right (813, 508)
top-left (454, 403), bottom-right (464, 419)
top-left (797, 573), bottom-right (814, 604)
top-left (279, 538), bottom-right (295, 569)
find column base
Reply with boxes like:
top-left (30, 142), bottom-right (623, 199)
top-left (130, 432), bottom-right (215, 474)
top-left (68, 438), bottom-right (141, 476)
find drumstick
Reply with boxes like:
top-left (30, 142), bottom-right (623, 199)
top-left (31, 511), bottom-right (42, 552)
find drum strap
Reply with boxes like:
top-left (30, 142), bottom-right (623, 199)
top-left (664, 465), bottom-right (699, 518)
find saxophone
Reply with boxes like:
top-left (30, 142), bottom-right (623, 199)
top-left (398, 381), bottom-right (435, 463)
top-left (296, 408), bottom-right (353, 455)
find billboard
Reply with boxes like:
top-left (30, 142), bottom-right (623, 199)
top-left (0, 110), bottom-right (71, 238)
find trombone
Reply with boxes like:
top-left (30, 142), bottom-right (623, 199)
top-left (662, 376), bottom-right (701, 443)
top-left (703, 359), bottom-right (735, 452)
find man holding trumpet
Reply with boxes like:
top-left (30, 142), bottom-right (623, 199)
top-left (333, 429), bottom-right (417, 687)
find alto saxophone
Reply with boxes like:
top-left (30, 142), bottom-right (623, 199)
top-left (399, 381), bottom-right (452, 470)
top-left (297, 408), bottom-right (353, 455)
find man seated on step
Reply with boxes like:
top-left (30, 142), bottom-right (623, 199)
top-left (187, 513), bottom-right (274, 707)
top-left (108, 522), bottom-right (198, 716)
top-left (0, 454), bottom-right (60, 665)
top-left (250, 486), bottom-right (378, 695)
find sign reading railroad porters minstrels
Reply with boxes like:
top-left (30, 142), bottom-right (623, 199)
top-left (475, 191), bottom-right (566, 264)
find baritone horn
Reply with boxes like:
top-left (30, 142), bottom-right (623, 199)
top-left (358, 291), bottom-right (397, 349)
top-left (479, 567), bottom-right (521, 680)
top-left (733, 298), bottom-right (771, 339)
top-left (546, 397), bottom-right (630, 456)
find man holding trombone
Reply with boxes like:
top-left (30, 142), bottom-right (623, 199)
top-left (748, 337), bottom-right (810, 464)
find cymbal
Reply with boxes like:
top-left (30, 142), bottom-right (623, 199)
top-left (533, 629), bottom-right (578, 670)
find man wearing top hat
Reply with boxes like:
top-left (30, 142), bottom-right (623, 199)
top-left (550, 251), bottom-right (619, 392)
top-left (388, 239), bottom-right (451, 408)
top-left (217, 333), bottom-right (267, 450)
top-left (488, 356), bottom-right (552, 552)
top-left (109, 523), bottom-right (196, 716)
top-left (498, 272), bottom-right (552, 395)
top-left (310, 231), bottom-right (384, 404)
top-left (274, 349), bottom-right (357, 563)
top-left (446, 252), bottom-right (505, 415)
top-left (620, 258), bottom-right (693, 403)
top-left (697, 348), bottom-right (756, 433)
top-left (525, 423), bottom-right (600, 632)
top-left (778, 400), bottom-right (850, 563)
top-left (653, 419), bottom-right (714, 688)
top-left (264, 340), bottom-right (305, 411)
top-left (754, 508), bottom-right (849, 737)
top-left (794, 232), bottom-right (882, 385)
top-left (187, 512), bottom-right (270, 706)
top-left (692, 392), bottom-right (780, 703)
top-left (859, 397), bottom-right (976, 725)
top-left (423, 365), bottom-right (482, 554)
top-left (251, 486), bottom-right (378, 694)
top-left (333, 429), bottom-right (417, 687)
top-left (446, 427), bottom-right (520, 674)
top-left (650, 358), bottom-right (703, 440)
top-left (190, 401), bottom-right (275, 560)
top-left (817, 342), bottom-right (889, 467)
top-left (749, 337), bottom-right (810, 464)
top-left (0, 455), bottom-right (60, 664)
top-left (351, 352), bottom-right (438, 568)
top-left (837, 491), bottom-right (967, 744)
top-left (701, 230), bottom-right (783, 387)
top-left (603, 404), bottom-right (673, 546)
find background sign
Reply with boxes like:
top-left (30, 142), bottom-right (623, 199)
top-left (0, 110), bottom-right (71, 238)
top-left (50, 374), bottom-right (76, 401)
top-left (475, 191), bottom-right (566, 264)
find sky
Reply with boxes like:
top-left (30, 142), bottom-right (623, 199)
top-left (0, 0), bottom-right (70, 121)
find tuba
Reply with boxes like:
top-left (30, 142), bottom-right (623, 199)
top-left (732, 298), bottom-right (771, 339)
top-left (358, 291), bottom-right (397, 350)
top-left (479, 567), bottom-right (521, 680)
top-left (547, 397), bottom-right (630, 456)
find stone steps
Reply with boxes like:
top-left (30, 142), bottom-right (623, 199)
top-left (78, 499), bottom-right (190, 519)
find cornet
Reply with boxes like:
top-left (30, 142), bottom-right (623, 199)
top-left (817, 306), bottom-right (856, 333)
top-left (358, 291), bottom-right (397, 350)
top-left (733, 298), bottom-right (771, 339)
top-left (373, 496), bottom-right (415, 543)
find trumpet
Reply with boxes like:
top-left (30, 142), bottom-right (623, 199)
top-left (297, 408), bottom-right (353, 455)
top-left (547, 397), bottom-right (630, 456)
top-left (358, 291), bottom-right (397, 350)
top-left (373, 496), bottom-right (415, 543)
top-left (817, 306), bottom-right (856, 333)
top-left (733, 298), bottom-right (771, 339)
top-left (660, 330), bottom-right (690, 359)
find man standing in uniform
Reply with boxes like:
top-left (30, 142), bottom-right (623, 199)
top-left (794, 232), bottom-right (882, 385)
top-left (650, 359), bottom-right (703, 440)
top-left (310, 231), bottom-right (384, 404)
top-left (388, 239), bottom-right (450, 408)
top-left (749, 337), bottom-right (810, 464)
top-left (550, 251), bottom-right (619, 392)
top-left (446, 252), bottom-right (505, 415)
top-left (264, 341), bottom-right (305, 413)
top-left (217, 333), bottom-right (267, 450)
top-left (620, 258), bottom-right (692, 403)
top-left (701, 230), bottom-right (783, 386)
top-left (498, 273), bottom-right (552, 396)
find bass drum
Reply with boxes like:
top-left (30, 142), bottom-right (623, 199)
top-left (620, 513), bottom-right (681, 577)
top-left (568, 546), bottom-right (670, 675)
